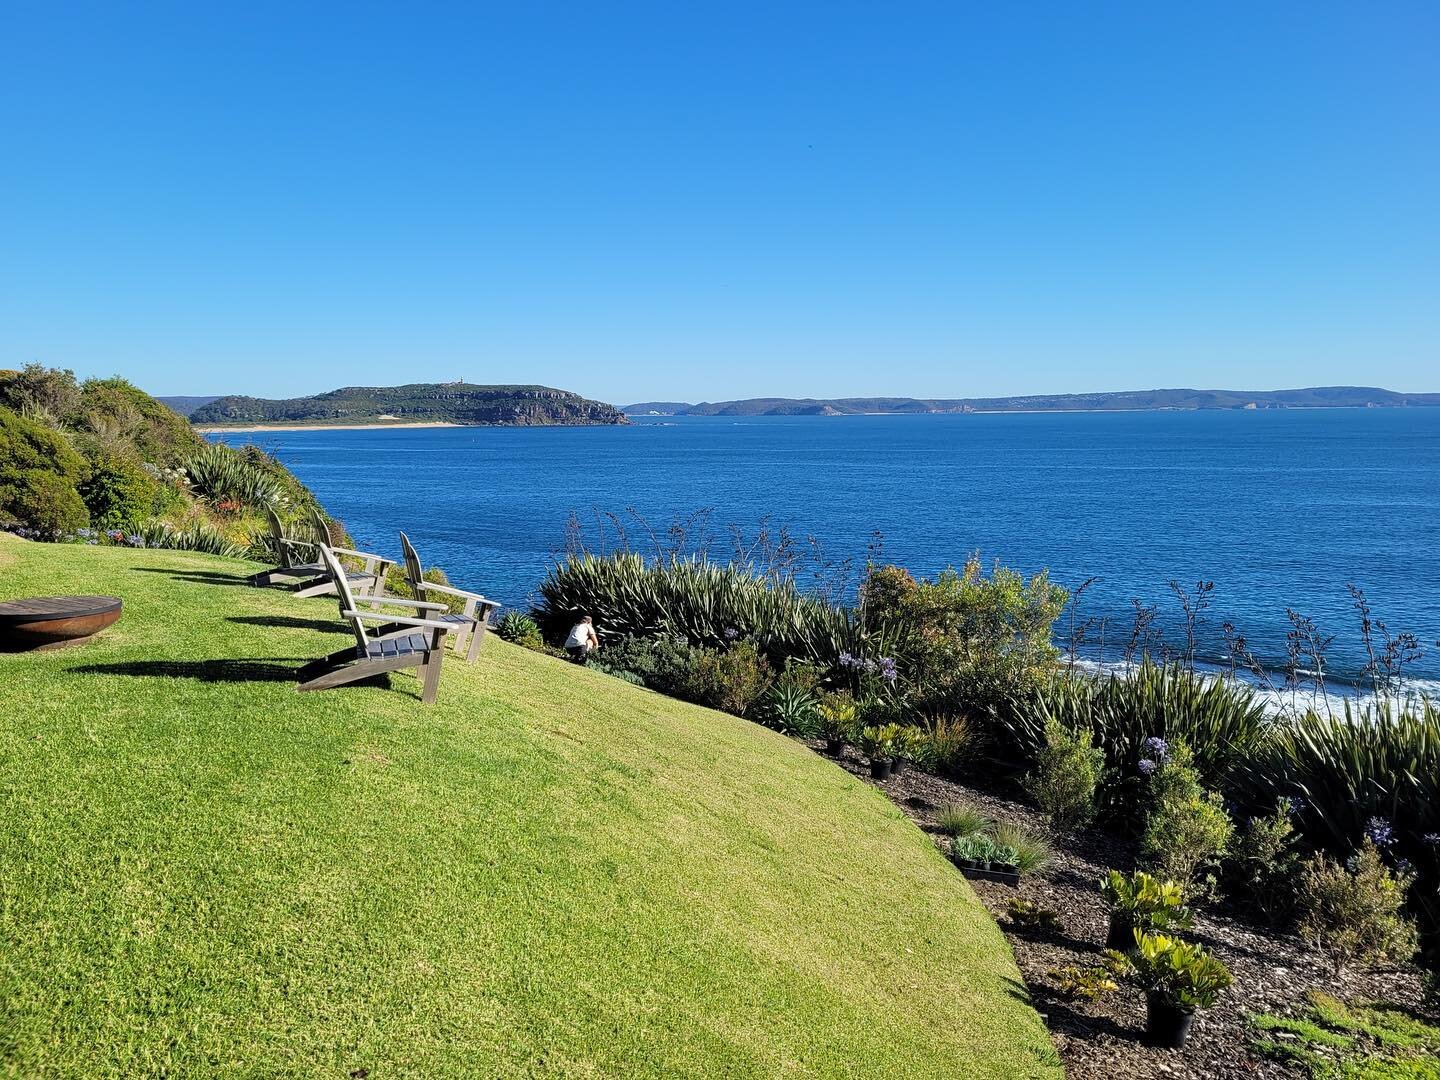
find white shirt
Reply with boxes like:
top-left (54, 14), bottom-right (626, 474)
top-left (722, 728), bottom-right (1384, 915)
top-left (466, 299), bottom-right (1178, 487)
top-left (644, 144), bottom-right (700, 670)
top-left (565, 622), bottom-right (598, 649)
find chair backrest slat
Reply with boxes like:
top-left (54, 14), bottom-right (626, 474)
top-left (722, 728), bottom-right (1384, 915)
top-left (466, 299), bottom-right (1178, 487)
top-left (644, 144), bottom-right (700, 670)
top-left (319, 544), bottom-right (369, 651)
top-left (399, 532), bottom-right (424, 593)
top-left (266, 508), bottom-right (292, 568)
top-left (310, 506), bottom-right (331, 547)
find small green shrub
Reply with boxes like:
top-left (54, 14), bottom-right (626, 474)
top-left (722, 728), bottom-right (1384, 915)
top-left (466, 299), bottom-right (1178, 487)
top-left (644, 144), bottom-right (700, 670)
top-left (1007, 898), bottom-right (1061, 933)
top-left (1049, 962), bottom-right (1123, 1002)
top-left (993, 822), bottom-right (1054, 874)
top-left (1024, 718), bottom-right (1103, 830)
top-left (680, 640), bottom-right (773, 717)
top-left (1117, 931), bottom-right (1232, 1012)
top-left (1225, 798), bottom-right (1304, 924)
top-left (935, 801), bottom-right (993, 838)
top-left (1100, 870), bottom-right (1193, 935)
top-left (1295, 839), bottom-right (1418, 976)
top-left (588, 662), bottom-right (645, 686)
top-left (78, 458), bottom-right (165, 531)
top-left (1139, 741), bottom-right (1234, 888)
top-left (815, 690), bottom-right (860, 743)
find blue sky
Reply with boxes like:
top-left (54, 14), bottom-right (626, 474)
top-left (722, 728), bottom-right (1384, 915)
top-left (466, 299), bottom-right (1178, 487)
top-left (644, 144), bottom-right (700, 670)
top-left (2, 2), bottom-right (1436, 404)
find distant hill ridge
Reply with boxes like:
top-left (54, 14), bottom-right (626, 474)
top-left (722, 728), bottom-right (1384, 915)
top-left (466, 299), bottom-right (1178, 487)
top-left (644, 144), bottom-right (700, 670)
top-left (190, 383), bottom-right (627, 427)
top-left (623, 386), bottom-right (1440, 416)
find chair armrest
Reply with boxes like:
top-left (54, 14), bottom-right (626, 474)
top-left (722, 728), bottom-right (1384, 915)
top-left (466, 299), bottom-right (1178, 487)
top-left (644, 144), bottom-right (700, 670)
top-left (344, 610), bottom-right (457, 633)
top-left (415, 580), bottom-right (500, 608)
top-left (280, 537), bottom-right (318, 552)
top-left (330, 547), bottom-right (395, 573)
top-left (354, 596), bottom-right (447, 612)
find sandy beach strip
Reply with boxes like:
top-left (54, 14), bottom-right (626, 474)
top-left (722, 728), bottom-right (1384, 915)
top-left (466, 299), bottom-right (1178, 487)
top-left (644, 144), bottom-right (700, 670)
top-left (194, 421), bottom-right (460, 433)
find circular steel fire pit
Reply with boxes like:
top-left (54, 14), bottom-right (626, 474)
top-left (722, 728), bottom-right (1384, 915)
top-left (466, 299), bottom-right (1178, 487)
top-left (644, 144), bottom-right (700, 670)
top-left (0, 595), bottom-right (123, 651)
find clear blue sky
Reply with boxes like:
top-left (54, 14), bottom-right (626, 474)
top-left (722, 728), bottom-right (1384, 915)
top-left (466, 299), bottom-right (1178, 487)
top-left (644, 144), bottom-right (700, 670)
top-left (2, 2), bottom-right (1436, 404)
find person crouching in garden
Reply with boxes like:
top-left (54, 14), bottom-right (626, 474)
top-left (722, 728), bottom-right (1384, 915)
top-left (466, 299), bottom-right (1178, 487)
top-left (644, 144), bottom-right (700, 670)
top-left (564, 615), bottom-right (600, 663)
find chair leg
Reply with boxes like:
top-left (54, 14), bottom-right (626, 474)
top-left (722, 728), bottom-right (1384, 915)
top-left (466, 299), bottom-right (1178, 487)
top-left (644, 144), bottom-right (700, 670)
top-left (465, 621), bottom-right (484, 663)
top-left (420, 632), bottom-right (446, 704)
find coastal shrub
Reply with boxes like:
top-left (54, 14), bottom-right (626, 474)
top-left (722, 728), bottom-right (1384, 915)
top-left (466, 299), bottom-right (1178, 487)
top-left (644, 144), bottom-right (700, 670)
top-left (380, 565), bottom-right (468, 616)
top-left (72, 376), bottom-right (206, 467)
top-left (859, 559), bottom-right (1067, 717)
top-left (1024, 719), bottom-right (1103, 830)
top-left (679, 640), bottom-right (773, 717)
top-left (79, 458), bottom-right (167, 530)
top-left (1139, 741), bottom-right (1234, 888)
top-left (183, 444), bottom-right (287, 510)
top-left (535, 553), bottom-right (861, 665)
top-left (0, 363), bottom-right (83, 423)
top-left (0, 406), bottom-right (89, 533)
top-left (1224, 798), bottom-right (1305, 924)
top-left (997, 663), bottom-right (1271, 811)
top-left (1294, 839), bottom-right (1418, 975)
top-left (588, 661), bottom-right (645, 686)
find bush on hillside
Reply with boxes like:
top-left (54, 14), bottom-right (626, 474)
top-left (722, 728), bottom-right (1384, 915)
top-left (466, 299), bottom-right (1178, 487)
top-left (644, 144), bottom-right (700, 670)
top-left (1224, 799), bottom-right (1305, 924)
top-left (0, 364), bottom-right (83, 424)
top-left (1025, 719), bottom-right (1104, 831)
top-left (496, 611), bottom-right (544, 649)
top-left (1295, 840), bottom-right (1418, 975)
top-left (860, 559), bottom-right (1067, 716)
top-left (1139, 741), bottom-right (1234, 889)
top-left (679, 640), bottom-right (774, 717)
top-left (183, 444), bottom-right (288, 510)
top-left (0, 406), bottom-right (89, 533)
top-left (997, 663), bottom-right (1271, 814)
top-left (78, 457), bottom-right (167, 530)
top-left (71, 376), bottom-right (205, 467)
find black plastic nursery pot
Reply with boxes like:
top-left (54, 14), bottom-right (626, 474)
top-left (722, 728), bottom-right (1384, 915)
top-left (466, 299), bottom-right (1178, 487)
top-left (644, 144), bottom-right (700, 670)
top-left (891, 756), bottom-right (908, 776)
top-left (870, 758), bottom-right (893, 781)
top-left (1145, 994), bottom-right (1196, 1049)
top-left (1105, 914), bottom-right (1136, 951)
top-left (825, 737), bottom-right (845, 756)
top-left (957, 863), bottom-right (1021, 888)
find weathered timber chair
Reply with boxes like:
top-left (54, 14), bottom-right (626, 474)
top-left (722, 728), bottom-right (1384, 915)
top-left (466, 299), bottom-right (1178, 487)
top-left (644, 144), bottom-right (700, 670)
top-left (296, 545), bottom-right (456, 703)
top-left (398, 532), bottom-right (501, 663)
top-left (248, 508), bottom-right (331, 588)
top-left (292, 507), bottom-right (393, 600)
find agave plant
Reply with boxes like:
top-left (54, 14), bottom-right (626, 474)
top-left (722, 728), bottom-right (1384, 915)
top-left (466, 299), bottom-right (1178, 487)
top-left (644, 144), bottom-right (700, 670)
top-left (136, 520), bottom-right (246, 558)
top-left (182, 445), bottom-right (287, 510)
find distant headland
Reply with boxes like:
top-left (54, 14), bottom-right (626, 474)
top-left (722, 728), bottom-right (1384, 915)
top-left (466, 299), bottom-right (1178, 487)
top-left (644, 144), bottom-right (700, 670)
top-left (623, 386), bottom-right (1440, 416)
top-left (170, 383), bottom-right (629, 429)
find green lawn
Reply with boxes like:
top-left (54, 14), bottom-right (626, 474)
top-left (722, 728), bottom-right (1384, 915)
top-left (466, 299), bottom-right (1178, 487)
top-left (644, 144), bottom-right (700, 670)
top-left (0, 534), bottom-right (1059, 1078)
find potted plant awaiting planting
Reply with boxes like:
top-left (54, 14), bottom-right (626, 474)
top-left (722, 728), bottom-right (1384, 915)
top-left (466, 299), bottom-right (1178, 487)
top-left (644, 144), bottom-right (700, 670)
top-left (1100, 870), bottom-right (1192, 951)
top-left (951, 836), bottom-right (1021, 886)
top-left (1118, 931), bottom-right (1231, 1049)
top-left (860, 725), bottom-right (897, 780)
top-left (818, 694), bottom-right (858, 757)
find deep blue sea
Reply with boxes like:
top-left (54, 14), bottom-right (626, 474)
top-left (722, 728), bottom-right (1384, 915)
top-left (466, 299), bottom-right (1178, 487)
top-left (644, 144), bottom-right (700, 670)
top-left (214, 409), bottom-right (1440, 690)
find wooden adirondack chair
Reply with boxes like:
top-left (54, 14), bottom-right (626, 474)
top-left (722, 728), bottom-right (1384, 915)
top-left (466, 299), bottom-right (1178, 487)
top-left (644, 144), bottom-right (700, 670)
top-left (290, 507), bottom-right (394, 599)
top-left (398, 532), bottom-right (501, 663)
top-left (247, 508), bottom-right (330, 588)
top-left (296, 545), bottom-right (456, 703)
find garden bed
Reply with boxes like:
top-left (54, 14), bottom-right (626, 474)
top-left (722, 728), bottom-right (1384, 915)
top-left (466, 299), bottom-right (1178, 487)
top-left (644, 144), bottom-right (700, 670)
top-left (813, 740), bottom-right (1435, 1079)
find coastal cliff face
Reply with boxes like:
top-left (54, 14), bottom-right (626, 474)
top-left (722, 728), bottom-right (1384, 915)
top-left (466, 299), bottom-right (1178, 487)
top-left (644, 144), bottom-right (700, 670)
top-left (191, 384), bottom-right (629, 427)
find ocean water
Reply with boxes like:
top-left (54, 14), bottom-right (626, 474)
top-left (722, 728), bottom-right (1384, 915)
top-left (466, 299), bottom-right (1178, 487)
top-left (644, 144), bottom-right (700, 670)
top-left (213, 409), bottom-right (1440, 690)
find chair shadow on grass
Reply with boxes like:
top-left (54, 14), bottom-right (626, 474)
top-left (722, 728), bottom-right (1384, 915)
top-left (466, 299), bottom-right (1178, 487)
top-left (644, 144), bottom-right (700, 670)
top-left (73, 659), bottom-right (307, 683)
top-left (129, 566), bottom-right (252, 587)
top-left (228, 614), bottom-right (340, 633)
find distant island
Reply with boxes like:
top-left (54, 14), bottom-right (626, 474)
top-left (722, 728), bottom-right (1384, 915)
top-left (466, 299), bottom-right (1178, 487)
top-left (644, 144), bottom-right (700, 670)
top-left (624, 386), bottom-right (1440, 416)
top-left (181, 383), bottom-right (628, 429)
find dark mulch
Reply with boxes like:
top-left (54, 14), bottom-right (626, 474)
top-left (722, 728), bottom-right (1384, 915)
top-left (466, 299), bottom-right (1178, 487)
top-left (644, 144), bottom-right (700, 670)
top-left (809, 741), bottom-right (1432, 1079)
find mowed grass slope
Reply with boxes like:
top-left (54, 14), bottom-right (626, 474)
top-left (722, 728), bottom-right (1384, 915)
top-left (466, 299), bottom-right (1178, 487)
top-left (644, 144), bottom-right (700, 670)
top-left (0, 534), bottom-right (1059, 1078)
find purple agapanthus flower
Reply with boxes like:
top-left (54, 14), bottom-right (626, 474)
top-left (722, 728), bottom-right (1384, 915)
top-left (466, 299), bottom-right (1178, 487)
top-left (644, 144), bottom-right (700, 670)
top-left (126, 534), bottom-right (145, 547)
top-left (723, 627), bottom-right (739, 641)
top-left (877, 656), bottom-right (898, 683)
top-left (1365, 817), bottom-right (1395, 849)
top-left (1395, 858), bottom-right (1415, 877)
top-left (838, 651), bottom-right (859, 669)
top-left (1142, 736), bottom-right (1169, 761)
top-left (1138, 759), bottom-right (1158, 777)
top-left (1287, 797), bottom-right (1307, 817)
top-left (1422, 832), bottom-right (1440, 846)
